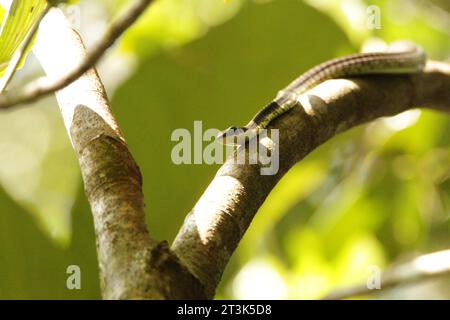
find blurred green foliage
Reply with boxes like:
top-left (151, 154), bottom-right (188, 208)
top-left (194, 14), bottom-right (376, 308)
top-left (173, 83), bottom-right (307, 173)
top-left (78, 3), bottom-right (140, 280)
top-left (0, 0), bottom-right (448, 299)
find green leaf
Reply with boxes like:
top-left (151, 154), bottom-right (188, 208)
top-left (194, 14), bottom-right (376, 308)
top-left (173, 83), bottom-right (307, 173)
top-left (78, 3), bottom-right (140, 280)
top-left (48, 0), bottom-right (78, 5)
top-left (0, 0), bottom-right (47, 76)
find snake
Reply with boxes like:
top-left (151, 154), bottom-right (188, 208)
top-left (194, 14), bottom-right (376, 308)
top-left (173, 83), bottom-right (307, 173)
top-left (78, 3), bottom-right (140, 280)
top-left (216, 41), bottom-right (426, 145)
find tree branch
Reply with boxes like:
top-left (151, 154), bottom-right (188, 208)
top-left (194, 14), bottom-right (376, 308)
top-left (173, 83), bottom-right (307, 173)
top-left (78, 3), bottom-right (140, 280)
top-left (322, 249), bottom-right (450, 300)
top-left (172, 60), bottom-right (450, 298)
top-left (3, 0), bottom-right (447, 301)
top-left (0, 0), bottom-right (154, 110)
top-left (32, 8), bottom-right (205, 299)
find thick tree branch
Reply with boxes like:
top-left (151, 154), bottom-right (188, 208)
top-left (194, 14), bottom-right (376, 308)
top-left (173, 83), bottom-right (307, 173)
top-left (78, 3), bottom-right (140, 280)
top-left (1, 0), bottom-right (446, 301)
top-left (322, 249), bottom-right (450, 300)
top-left (32, 9), bottom-right (205, 299)
top-left (0, 0), bottom-right (154, 110)
top-left (172, 60), bottom-right (450, 298)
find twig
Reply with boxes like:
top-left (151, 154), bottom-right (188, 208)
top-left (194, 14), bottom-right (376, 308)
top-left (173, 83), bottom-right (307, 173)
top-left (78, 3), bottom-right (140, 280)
top-left (322, 249), bottom-right (450, 300)
top-left (0, 0), bottom-right (154, 110)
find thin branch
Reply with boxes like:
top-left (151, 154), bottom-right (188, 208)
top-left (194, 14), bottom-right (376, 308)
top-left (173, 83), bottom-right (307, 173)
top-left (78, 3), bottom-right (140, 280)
top-left (0, 0), bottom-right (154, 110)
top-left (172, 60), bottom-right (450, 298)
top-left (322, 249), bottom-right (450, 300)
top-left (32, 8), bottom-right (205, 299)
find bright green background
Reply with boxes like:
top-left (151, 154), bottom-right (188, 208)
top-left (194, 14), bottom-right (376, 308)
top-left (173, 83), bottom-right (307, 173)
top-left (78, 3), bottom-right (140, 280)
top-left (0, 0), bottom-right (448, 299)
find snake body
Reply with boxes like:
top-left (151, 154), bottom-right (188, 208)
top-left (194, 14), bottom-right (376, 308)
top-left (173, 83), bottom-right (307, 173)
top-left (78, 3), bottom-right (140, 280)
top-left (217, 41), bottom-right (426, 145)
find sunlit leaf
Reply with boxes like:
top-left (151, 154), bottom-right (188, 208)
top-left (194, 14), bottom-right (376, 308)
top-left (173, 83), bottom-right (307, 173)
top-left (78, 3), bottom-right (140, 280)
top-left (0, 0), bottom-right (47, 75)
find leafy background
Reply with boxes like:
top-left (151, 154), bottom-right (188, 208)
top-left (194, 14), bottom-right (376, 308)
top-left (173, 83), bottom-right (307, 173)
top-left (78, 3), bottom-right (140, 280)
top-left (0, 0), bottom-right (448, 299)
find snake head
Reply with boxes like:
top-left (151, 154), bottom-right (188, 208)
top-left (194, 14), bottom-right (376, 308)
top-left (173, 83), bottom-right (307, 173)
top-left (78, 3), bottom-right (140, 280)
top-left (217, 126), bottom-right (256, 146)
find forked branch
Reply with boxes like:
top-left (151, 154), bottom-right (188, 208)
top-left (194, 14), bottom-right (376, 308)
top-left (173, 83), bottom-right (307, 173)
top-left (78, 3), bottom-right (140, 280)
top-left (24, 1), bottom-right (450, 300)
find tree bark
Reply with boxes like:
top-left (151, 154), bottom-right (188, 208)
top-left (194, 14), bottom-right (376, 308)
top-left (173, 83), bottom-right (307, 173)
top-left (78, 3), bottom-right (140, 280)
top-left (31, 8), bottom-right (450, 300)
top-left (33, 8), bottom-right (205, 300)
top-left (172, 61), bottom-right (450, 298)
